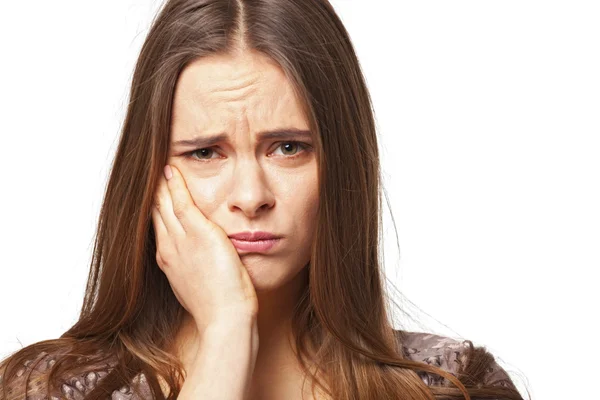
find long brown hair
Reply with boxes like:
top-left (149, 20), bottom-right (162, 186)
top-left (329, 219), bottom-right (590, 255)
top-left (1, 1), bottom-right (528, 399)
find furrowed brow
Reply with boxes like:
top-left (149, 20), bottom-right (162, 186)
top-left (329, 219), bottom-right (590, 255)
top-left (171, 128), bottom-right (312, 149)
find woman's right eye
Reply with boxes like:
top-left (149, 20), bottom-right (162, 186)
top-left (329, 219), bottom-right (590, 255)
top-left (185, 147), bottom-right (220, 162)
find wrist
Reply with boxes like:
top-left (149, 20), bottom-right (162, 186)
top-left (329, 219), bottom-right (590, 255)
top-left (199, 313), bottom-right (256, 338)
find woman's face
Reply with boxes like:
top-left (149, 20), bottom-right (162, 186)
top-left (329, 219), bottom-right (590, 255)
top-left (167, 51), bottom-right (319, 291)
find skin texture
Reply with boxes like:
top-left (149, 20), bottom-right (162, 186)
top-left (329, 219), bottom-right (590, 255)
top-left (166, 50), bottom-right (320, 399)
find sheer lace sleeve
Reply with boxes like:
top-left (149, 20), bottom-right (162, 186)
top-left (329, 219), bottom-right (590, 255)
top-left (0, 351), bottom-right (146, 400)
top-left (398, 330), bottom-right (518, 392)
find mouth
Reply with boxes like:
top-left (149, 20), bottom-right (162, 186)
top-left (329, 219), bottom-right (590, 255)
top-left (230, 238), bottom-right (281, 253)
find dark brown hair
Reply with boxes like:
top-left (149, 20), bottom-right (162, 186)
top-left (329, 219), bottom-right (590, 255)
top-left (1, 1), bottom-right (529, 399)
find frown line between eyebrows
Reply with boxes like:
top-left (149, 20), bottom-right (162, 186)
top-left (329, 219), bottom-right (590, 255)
top-left (171, 128), bottom-right (313, 149)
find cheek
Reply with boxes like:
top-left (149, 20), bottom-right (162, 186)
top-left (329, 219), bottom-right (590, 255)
top-left (299, 169), bottom-right (319, 219)
top-left (306, 174), bottom-right (320, 214)
top-left (186, 180), bottom-right (222, 216)
top-left (296, 185), bottom-right (320, 230)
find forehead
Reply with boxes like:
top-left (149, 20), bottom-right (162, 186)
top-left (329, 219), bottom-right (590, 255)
top-left (171, 52), bottom-right (309, 136)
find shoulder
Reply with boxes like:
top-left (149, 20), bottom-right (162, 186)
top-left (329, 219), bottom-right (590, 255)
top-left (395, 330), bottom-right (517, 390)
top-left (0, 351), bottom-right (152, 400)
top-left (395, 330), bottom-right (470, 386)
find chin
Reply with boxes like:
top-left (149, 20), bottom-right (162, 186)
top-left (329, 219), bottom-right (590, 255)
top-left (241, 256), bottom-right (308, 292)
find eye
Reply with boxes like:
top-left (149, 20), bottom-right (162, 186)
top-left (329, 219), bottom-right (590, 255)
top-left (270, 141), bottom-right (311, 158)
top-left (187, 147), bottom-right (220, 161)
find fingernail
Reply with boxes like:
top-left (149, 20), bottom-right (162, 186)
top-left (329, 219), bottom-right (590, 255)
top-left (164, 165), bottom-right (173, 180)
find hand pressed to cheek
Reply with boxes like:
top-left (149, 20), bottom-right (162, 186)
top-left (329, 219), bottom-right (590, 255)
top-left (150, 158), bottom-right (259, 322)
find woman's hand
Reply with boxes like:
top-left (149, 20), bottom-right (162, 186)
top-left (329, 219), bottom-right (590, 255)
top-left (151, 165), bottom-right (259, 331)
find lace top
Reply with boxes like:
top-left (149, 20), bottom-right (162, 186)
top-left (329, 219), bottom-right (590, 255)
top-left (0, 331), bottom-right (518, 399)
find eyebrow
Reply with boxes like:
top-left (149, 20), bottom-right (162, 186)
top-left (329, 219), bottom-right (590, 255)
top-left (172, 128), bottom-right (313, 149)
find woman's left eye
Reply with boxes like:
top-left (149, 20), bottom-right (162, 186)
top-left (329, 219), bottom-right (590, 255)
top-left (271, 141), bottom-right (311, 158)
top-left (184, 141), bottom-right (312, 163)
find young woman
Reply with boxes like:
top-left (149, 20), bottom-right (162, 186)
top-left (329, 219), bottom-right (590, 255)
top-left (0, 1), bottom-right (527, 399)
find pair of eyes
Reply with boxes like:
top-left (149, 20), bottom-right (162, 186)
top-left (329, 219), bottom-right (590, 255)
top-left (183, 141), bottom-right (313, 163)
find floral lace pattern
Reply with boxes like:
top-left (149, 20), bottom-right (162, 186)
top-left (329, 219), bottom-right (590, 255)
top-left (400, 331), bottom-right (517, 390)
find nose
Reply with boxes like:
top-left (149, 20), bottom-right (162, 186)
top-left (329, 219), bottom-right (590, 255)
top-left (227, 158), bottom-right (275, 218)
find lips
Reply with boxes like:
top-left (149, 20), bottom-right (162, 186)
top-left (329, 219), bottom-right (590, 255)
top-left (227, 231), bottom-right (282, 253)
top-left (229, 237), bottom-right (281, 252)
top-left (228, 231), bottom-right (281, 241)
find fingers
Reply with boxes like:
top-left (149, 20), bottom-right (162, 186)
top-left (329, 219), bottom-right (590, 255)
top-left (154, 167), bottom-right (186, 237)
top-left (164, 165), bottom-right (208, 235)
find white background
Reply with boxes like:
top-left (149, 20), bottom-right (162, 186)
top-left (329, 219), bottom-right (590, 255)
top-left (1, 1), bottom-right (599, 399)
